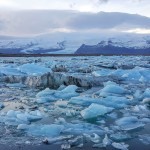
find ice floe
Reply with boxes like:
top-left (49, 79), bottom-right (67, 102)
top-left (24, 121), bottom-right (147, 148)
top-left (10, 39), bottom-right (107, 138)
top-left (18, 63), bottom-right (51, 75)
top-left (0, 110), bottom-right (42, 126)
top-left (36, 85), bottom-right (79, 103)
top-left (81, 103), bottom-right (114, 119)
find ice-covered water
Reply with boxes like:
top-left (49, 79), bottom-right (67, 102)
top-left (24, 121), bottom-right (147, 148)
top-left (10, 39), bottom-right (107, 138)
top-left (0, 56), bottom-right (150, 149)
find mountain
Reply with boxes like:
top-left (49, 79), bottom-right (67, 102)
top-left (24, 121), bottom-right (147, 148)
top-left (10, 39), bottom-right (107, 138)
top-left (75, 35), bottom-right (150, 55)
top-left (0, 33), bottom-right (150, 55)
top-left (0, 33), bottom-right (101, 54)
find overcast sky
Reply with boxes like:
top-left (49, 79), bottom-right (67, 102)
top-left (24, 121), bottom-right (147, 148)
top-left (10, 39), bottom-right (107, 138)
top-left (0, 0), bottom-right (150, 36)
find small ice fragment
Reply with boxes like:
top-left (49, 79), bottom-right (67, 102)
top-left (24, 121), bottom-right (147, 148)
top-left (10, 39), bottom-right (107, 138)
top-left (68, 136), bottom-right (83, 147)
top-left (17, 124), bottom-right (28, 130)
top-left (61, 143), bottom-right (71, 150)
top-left (55, 117), bottom-right (66, 124)
top-left (110, 133), bottom-right (131, 142)
top-left (112, 142), bottom-right (129, 150)
top-left (103, 134), bottom-right (111, 146)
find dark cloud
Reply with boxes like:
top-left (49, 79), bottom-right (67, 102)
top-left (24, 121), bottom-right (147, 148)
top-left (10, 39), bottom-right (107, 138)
top-left (0, 10), bottom-right (150, 35)
top-left (67, 12), bottom-right (150, 30)
top-left (98, 0), bottom-right (109, 4)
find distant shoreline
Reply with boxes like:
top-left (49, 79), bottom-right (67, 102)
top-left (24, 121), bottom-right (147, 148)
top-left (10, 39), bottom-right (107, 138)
top-left (0, 54), bottom-right (150, 57)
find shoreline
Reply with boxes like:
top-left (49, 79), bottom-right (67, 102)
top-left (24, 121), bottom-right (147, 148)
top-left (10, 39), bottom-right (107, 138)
top-left (0, 54), bottom-right (150, 57)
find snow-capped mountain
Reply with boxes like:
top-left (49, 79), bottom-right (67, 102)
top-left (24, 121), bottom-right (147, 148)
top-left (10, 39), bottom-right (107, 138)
top-left (0, 33), bottom-right (150, 54)
top-left (75, 35), bottom-right (150, 55)
top-left (0, 33), bottom-right (102, 54)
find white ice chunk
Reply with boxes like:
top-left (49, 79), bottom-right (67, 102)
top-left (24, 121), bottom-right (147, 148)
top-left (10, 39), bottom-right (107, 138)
top-left (54, 85), bottom-right (79, 99)
top-left (27, 124), bottom-right (64, 137)
top-left (7, 110), bottom-right (21, 117)
top-left (100, 82), bottom-right (127, 97)
top-left (143, 88), bottom-right (150, 98)
top-left (36, 85), bottom-right (79, 103)
top-left (112, 142), bottom-right (129, 150)
top-left (17, 124), bottom-right (28, 130)
top-left (81, 104), bottom-right (114, 119)
top-left (103, 134), bottom-right (111, 146)
top-left (18, 63), bottom-right (51, 75)
top-left (36, 88), bottom-right (55, 97)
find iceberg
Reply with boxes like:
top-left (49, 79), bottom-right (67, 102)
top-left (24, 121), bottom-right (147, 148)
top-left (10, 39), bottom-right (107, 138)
top-left (18, 63), bottom-right (51, 75)
top-left (112, 142), bottom-right (129, 150)
top-left (0, 110), bottom-right (42, 126)
top-left (100, 82), bottom-right (128, 97)
top-left (27, 124), bottom-right (64, 137)
top-left (69, 95), bottom-right (130, 108)
top-left (81, 104), bottom-right (114, 119)
top-left (36, 85), bottom-right (79, 103)
top-left (143, 88), bottom-right (150, 98)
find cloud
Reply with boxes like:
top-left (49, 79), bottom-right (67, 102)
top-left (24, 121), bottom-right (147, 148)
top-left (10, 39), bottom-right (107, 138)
top-left (0, 10), bottom-right (150, 36)
top-left (98, 0), bottom-right (109, 4)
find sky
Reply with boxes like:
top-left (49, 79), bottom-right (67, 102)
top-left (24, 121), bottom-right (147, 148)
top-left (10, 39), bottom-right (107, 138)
top-left (0, 0), bottom-right (150, 36)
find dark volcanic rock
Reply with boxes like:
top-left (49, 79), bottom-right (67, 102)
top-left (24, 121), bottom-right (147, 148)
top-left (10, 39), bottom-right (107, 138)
top-left (75, 44), bottom-right (150, 55)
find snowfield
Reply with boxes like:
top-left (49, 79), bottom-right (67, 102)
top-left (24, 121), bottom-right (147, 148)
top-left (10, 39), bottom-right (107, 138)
top-left (0, 56), bottom-right (150, 149)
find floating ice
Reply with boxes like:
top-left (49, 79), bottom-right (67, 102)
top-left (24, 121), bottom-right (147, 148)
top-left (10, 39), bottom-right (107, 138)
top-left (112, 142), bottom-right (129, 150)
top-left (103, 134), bottom-right (111, 146)
top-left (17, 124), bottom-right (28, 130)
top-left (100, 81), bottom-right (128, 97)
top-left (0, 66), bottom-right (24, 76)
top-left (64, 122), bottom-right (104, 135)
top-left (116, 116), bottom-right (145, 131)
top-left (16, 111), bottom-right (42, 122)
top-left (81, 104), bottom-right (114, 119)
top-left (92, 67), bottom-right (150, 83)
top-left (43, 135), bottom-right (73, 144)
top-left (54, 85), bottom-right (79, 99)
top-left (0, 110), bottom-right (42, 126)
top-left (70, 95), bottom-right (130, 108)
top-left (18, 63), bottom-right (51, 75)
top-left (6, 83), bottom-right (27, 89)
top-left (92, 69), bottom-right (112, 77)
top-left (36, 88), bottom-right (55, 97)
top-left (142, 98), bottom-right (150, 106)
top-left (110, 133), bottom-right (132, 142)
top-left (27, 124), bottom-right (64, 137)
top-left (36, 85), bottom-right (79, 103)
top-left (84, 133), bottom-right (101, 143)
top-left (143, 88), bottom-right (150, 98)
top-left (68, 136), bottom-right (83, 147)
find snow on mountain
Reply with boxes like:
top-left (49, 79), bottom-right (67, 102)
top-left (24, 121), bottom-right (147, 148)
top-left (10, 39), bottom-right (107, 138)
top-left (75, 34), bottom-right (150, 55)
top-left (0, 33), bottom-right (150, 54)
top-left (0, 33), bottom-right (101, 54)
